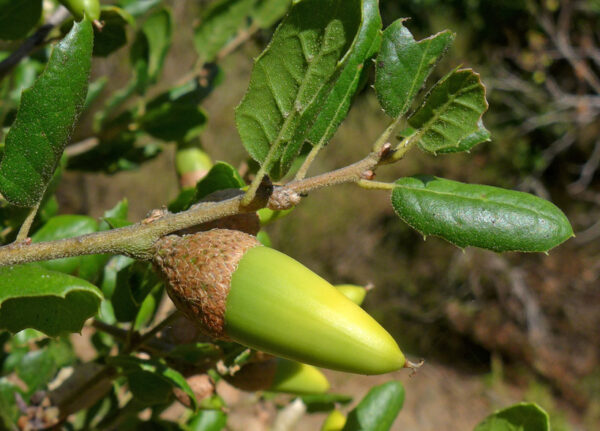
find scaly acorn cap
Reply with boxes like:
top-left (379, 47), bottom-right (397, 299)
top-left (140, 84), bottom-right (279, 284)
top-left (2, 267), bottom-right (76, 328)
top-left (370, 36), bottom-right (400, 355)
top-left (224, 357), bottom-right (329, 395)
top-left (153, 229), bottom-right (405, 374)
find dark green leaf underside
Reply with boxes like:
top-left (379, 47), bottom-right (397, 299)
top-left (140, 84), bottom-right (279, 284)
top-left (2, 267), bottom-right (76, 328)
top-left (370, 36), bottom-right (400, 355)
top-left (0, 264), bottom-right (102, 336)
top-left (474, 403), bottom-right (550, 431)
top-left (375, 20), bottom-right (454, 118)
top-left (0, 20), bottom-right (93, 207)
top-left (391, 176), bottom-right (573, 252)
top-left (408, 68), bottom-right (488, 154)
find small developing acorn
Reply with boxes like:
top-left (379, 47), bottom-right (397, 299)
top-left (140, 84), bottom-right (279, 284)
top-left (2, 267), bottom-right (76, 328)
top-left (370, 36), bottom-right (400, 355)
top-left (153, 229), bottom-right (405, 374)
top-left (335, 284), bottom-right (371, 306)
top-left (175, 147), bottom-right (213, 189)
top-left (58, 0), bottom-right (101, 21)
top-left (321, 410), bottom-right (347, 431)
top-left (224, 356), bottom-right (329, 395)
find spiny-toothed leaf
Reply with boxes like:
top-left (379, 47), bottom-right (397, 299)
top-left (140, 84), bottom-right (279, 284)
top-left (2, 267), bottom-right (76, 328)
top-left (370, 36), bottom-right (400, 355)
top-left (194, 0), bottom-right (255, 64)
top-left (0, 20), bottom-right (93, 207)
top-left (0, 0), bottom-right (42, 40)
top-left (108, 356), bottom-right (198, 410)
top-left (195, 161), bottom-right (245, 202)
top-left (474, 403), bottom-right (550, 431)
top-left (235, 0), bottom-right (362, 179)
top-left (391, 176), bottom-right (573, 252)
top-left (342, 381), bottom-right (405, 431)
top-left (307, 0), bottom-right (382, 147)
top-left (437, 119), bottom-right (490, 154)
top-left (251, 0), bottom-right (292, 30)
top-left (0, 265), bottom-right (103, 336)
top-left (375, 20), bottom-right (454, 118)
top-left (407, 68), bottom-right (488, 154)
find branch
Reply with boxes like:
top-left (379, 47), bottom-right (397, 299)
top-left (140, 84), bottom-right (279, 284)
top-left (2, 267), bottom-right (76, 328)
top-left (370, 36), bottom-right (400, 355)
top-left (0, 148), bottom-right (390, 267)
top-left (0, 7), bottom-right (71, 80)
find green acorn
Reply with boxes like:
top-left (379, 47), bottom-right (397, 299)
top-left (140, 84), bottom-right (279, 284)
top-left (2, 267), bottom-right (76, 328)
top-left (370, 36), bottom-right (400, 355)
top-left (153, 229), bottom-right (405, 374)
top-left (175, 147), bottom-right (213, 189)
top-left (321, 410), bottom-right (347, 431)
top-left (335, 284), bottom-right (371, 306)
top-left (225, 356), bottom-right (329, 395)
top-left (58, 0), bottom-right (101, 21)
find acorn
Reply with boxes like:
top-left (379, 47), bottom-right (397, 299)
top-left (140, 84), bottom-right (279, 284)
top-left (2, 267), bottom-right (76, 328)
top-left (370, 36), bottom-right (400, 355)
top-left (335, 284), bottom-right (371, 306)
top-left (175, 147), bottom-right (213, 189)
top-left (152, 229), bottom-right (405, 374)
top-left (224, 357), bottom-right (329, 395)
top-left (321, 410), bottom-right (347, 431)
top-left (58, 0), bottom-right (101, 21)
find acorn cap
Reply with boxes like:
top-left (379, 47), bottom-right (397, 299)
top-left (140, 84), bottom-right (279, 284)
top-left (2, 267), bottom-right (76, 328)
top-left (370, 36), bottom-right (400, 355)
top-left (153, 229), bottom-right (405, 374)
top-left (224, 357), bottom-right (329, 395)
top-left (335, 284), bottom-right (368, 306)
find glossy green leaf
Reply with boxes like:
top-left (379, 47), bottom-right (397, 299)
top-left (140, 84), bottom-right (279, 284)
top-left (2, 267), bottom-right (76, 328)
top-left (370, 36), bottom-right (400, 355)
top-left (251, 0), bottom-right (292, 29)
top-left (141, 7), bottom-right (173, 82)
top-left (437, 119), bottom-right (490, 154)
top-left (99, 198), bottom-right (129, 231)
top-left (307, 0), bottom-right (382, 147)
top-left (235, 0), bottom-right (362, 178)
top-left (93, 6), bottom-right (134, 57)
top-left (31, 215), bottom-right (101, 278)
top-left (188, 409), bottom-right (227, 431)
top-left (0, 0), bottom-right (42, 40)
top-left (194, 0), bottom-right (255, 64)
top-left (120, 0), bottom-right (162, 17)
top-left (0, 20), bottom-right (93, 207)
top-left (474, 403), bottom-right (550, 431)
top-left (0, 264), bottom-right (103, 336)
top-left (391, 176), bottom-right (573, 252)
top-left (407, 68), bottom-right (488, 154)
top-left (108, 355), bottom-right (198, 410)
top-left (375, 20), bottom-right (453, 118)
top-left (195, 161), bottom-right (245, 201)
top-left (342, 381), bottom-right (404, 431)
